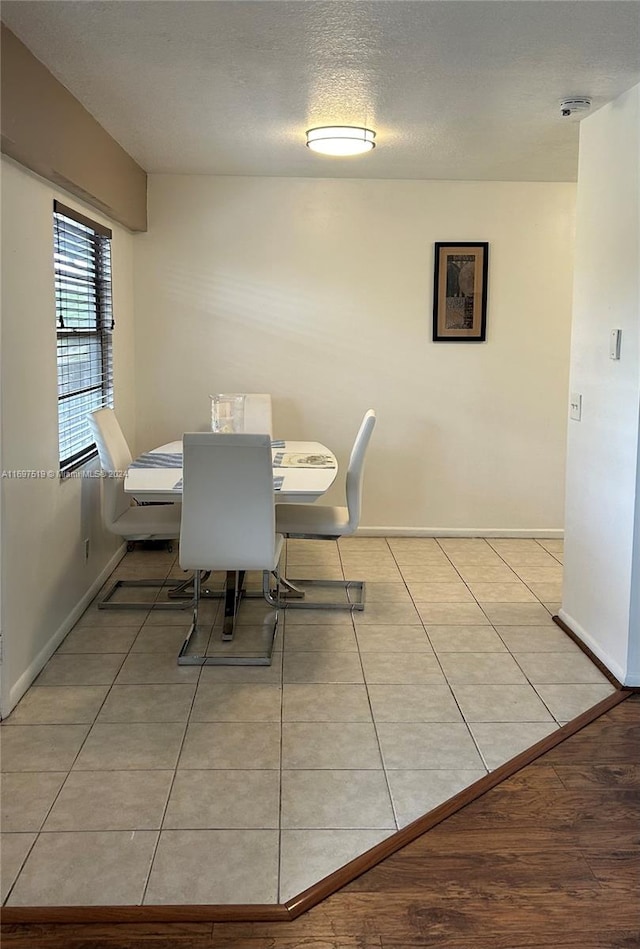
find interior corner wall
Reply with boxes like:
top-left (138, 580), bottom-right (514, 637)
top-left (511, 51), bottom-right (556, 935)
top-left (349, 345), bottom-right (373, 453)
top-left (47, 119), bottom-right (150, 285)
top-left (560, 83), bottom-right (640, 686)
top-left (134, 175), bottom-right (575, 534)
top-left (0, 156), bottom-right (137, 716)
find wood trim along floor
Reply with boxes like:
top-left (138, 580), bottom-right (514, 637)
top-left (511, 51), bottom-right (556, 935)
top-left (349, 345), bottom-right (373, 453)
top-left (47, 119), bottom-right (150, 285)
top-left (2, 688), bottom-right (632, 926)
top-left (552, 614), bottom-right (639, 692)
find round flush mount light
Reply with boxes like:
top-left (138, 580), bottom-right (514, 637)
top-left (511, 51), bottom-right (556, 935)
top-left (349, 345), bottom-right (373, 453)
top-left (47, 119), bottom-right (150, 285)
top-left (306, 126), bottom-right (376, 156)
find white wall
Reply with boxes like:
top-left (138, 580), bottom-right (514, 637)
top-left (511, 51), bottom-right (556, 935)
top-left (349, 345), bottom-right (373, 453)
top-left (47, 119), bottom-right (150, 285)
top-left (135, 176), bottom-right (575, 533)
top-left (0, 157), bottom-right (137, 716)
top-left (561, 84), bottom-right (640, 686)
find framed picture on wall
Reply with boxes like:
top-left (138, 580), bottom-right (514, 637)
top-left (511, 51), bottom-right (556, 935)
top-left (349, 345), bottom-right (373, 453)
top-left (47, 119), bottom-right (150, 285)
top-left (433, 242), bottom-right (489, 342)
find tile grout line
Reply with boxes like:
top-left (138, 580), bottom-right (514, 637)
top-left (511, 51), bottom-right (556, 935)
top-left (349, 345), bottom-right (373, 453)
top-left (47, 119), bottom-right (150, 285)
top-left (476, 547), bottom-right (601, 725)
top-left (433, 537), bottom-right (495, 626)
top-left (417, 541), bottom-right (492, 774)
top-left (385, 539), bottom-right (491, 796)
top-left (139, 647), bottom-right (203, 907)
top-left (438, 538), bottom-right (565, 730)
top-left (358, 538), bottom-right (404, 832)
top-left (405, 538), bottom-right (563, 765)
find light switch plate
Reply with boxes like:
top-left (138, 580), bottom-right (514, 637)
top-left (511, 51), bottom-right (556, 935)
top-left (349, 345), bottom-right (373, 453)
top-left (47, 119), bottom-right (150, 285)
top-left (609, 329), bottom-right (622, 360)
top-left (570, 393), bottom-right (582, 421)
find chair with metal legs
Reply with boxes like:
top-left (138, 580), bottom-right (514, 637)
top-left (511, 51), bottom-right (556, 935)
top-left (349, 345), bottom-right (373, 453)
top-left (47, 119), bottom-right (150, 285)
top-left (178, 432), bottom-right (284, 666)
top-left (88, 408), bottom-right (184, 610)
top-left (275, 409), bottom-right (376, 610)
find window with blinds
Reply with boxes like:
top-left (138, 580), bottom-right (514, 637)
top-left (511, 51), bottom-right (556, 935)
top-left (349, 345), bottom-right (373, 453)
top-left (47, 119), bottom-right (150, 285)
top-left (54, 201), bottom-right (114, 472)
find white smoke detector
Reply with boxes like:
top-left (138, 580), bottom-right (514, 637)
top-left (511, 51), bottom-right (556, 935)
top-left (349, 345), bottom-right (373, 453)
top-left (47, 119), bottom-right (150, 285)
top-left (560, 97), bottom-right (592, 118)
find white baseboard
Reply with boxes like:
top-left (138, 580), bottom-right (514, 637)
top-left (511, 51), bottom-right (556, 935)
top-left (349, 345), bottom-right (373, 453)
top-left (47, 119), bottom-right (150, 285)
top-left (3, 544), bottom-right (127, 718)
top-left (356, 527), bottom-right (564, 539)
top-left (557, 608), bottom-right (628, 685)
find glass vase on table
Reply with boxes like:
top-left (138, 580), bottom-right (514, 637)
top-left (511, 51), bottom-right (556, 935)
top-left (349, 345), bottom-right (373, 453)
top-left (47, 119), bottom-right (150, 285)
top-left (210, 394), bottom-right (246, 433)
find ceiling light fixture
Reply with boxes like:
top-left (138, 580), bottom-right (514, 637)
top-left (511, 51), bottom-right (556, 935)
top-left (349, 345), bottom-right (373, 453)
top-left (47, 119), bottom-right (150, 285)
top-left (306, 126), bottom-right (376, 156)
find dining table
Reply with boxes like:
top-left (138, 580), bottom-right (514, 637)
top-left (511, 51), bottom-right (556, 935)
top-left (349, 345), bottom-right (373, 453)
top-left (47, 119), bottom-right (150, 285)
top-left (124, 436), bottom-right (338, 648)
top-left (125, 439), bottom-right (338, 504)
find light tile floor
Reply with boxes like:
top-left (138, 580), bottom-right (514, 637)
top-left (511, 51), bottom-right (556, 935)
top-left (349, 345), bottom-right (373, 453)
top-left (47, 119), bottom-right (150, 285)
top-left (0, 536), bottom-right (616, 907)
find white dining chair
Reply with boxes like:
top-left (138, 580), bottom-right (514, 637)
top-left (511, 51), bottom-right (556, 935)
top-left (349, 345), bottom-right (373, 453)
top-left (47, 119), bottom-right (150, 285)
top-left (88, 408), bottom-right (184, 610)
top-left (275, 409), bottom-right (376, 610)
top-left (178, 432), bottom-right (284, 665)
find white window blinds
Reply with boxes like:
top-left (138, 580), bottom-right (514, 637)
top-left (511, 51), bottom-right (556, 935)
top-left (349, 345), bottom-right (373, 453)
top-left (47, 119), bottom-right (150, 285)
top-left (54, 201), bottom-right (114, 472)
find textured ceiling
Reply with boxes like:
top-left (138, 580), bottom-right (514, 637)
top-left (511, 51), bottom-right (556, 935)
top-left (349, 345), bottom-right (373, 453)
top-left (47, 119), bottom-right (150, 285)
top-left (2, 1), bottom-right (639, 181)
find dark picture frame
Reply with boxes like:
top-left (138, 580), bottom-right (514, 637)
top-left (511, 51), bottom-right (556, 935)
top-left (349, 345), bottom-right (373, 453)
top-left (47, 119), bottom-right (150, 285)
top-left (433, 242), bottom-right (489, 342)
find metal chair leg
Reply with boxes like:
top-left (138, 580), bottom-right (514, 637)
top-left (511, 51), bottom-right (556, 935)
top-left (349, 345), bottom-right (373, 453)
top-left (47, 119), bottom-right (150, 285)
top-left (275, 576), bottom-right (366, 611)
top-left (98, 578), bottom-right (194, 611)
top-left (178, 569), bottom-right (280, 666)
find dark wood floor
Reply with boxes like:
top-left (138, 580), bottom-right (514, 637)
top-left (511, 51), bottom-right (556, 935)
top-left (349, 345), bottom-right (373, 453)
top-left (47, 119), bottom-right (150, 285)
top-left (3, 695), bottom-right (639, 949)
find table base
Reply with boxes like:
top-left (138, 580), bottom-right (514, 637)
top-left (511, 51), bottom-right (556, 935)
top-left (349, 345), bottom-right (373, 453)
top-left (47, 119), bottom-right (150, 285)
top-left (177, 569), bottom-right (281, 666)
